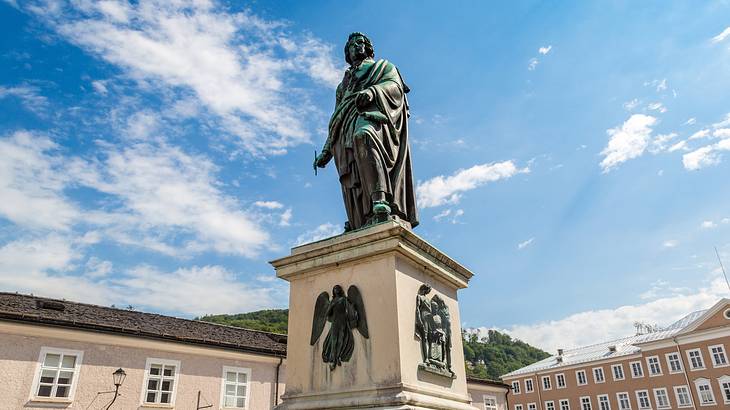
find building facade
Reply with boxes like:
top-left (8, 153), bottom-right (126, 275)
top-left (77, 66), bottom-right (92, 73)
top-left (502, 299), bottom-right (730, 410)
top-left (0, 292), bottom-right (508, 409)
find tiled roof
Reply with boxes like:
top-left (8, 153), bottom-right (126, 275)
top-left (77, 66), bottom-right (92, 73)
top-left (501, 309), bottom-right (707, 378)
top-left (0, 292), bottom-right (287, 357)
top-left (466, 376), bottom-right (510, 389)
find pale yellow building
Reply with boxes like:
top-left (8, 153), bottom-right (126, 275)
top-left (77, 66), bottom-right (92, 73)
top-left (0, 292), bottom-right (508, 409)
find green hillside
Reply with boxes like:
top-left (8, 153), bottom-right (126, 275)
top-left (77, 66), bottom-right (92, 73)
top-left (198, 309), bottom-right (548, 380)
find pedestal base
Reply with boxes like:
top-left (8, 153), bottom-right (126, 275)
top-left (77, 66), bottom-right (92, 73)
top-left (271, 220), bottom-right (477, 410)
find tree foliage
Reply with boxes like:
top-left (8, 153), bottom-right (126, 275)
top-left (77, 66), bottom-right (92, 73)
top-left (198, 310), bottom-right (549, 380)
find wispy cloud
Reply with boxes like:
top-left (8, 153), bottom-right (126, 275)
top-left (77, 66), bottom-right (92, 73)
top-left (711, 27), bottom-right (730, 44)
top-left (517, 237), bottom-right (535, 250)
top-left (417, 161), bottom-right (529, 208)
top-left (294, 223), bottom-right (341, 245)
top-left (538, 45), bottom-right (552, 55)
top-left (682, 138), bottom-right (730, 171)
top-left (528, 58), bottom-right (539, 71)
top-left (600, 114), bottom-right (657, 172)
top-left (0, 84), bottom-right (49, 115)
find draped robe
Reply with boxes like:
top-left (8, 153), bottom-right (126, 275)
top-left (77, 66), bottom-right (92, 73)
top-left (324, 58), bottom-right (419, 230)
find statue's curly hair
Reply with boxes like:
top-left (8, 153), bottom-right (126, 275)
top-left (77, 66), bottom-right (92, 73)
top-left (344, 32), bottom-right (374, 64)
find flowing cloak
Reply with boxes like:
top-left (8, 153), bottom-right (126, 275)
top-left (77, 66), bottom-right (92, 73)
top-left (325, 58), bottom-right (419, 229)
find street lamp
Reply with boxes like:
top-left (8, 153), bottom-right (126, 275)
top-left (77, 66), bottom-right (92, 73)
top-left (105, 368), bottom-right (126, 410)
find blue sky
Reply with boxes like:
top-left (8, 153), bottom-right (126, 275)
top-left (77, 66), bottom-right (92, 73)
top-left (1, 0), bottom-right (729, 352)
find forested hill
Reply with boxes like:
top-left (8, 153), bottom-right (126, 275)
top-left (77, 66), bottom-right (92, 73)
top-left (197, 309), bottom-right (289, 334)
top-left (197, 309), bottom-right (549, 380)
top-left (463, 329), bottom-right (550, 380)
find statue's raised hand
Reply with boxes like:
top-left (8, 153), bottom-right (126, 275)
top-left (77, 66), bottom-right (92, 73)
top-left (314, 150), bottom-right (332, 168)
top-left (356, 89), bottom-right (374, 109)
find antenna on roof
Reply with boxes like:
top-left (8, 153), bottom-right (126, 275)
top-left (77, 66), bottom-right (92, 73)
top-left (715, 246), bottom-right (730, 292)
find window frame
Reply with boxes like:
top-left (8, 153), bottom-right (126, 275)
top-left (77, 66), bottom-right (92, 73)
top-left (556, 373), bottom-right (566, 389)
top-left (611, 364), bottom-right (625, 381)
top-left (687, 348), bottom-right (706, 371)
top-left (140, 357), bottom-right (181, 406)
top-left (673, 385), bottom-right (692, 408)
top-left (694, 378), bottom-right (716, 406)
top-left (719, 375), bottom-right (730, 404)
top-left (220, 366), bottom-right (252, 409)
top-left (616, 392), bottom-right (632, 410)
top-left (29, 347), bottom-right (84, 402)
top-left (525, 378), bottom-right (535, 393)
top-left (580, 396), bottom-right (592, 410)
top-left (597, 394), bottom-right (611, 410)
top-left (542, 375), bottom-right (552, 391)
top-left (708, 344), bottom-right (728, 368)
top-left (516, 405), bottom-right (524, 410)
top-left (665, 352), bottom-right (683, 374)
top-left (635, 390), bottom-right (652, 410)
top-left (576, 370), bottom-right (588, 386)
top-left (528, 402), bottom-right (538, 410)
top-left (484, 395), bottom-right (498, 410)
top-left (630, 361), bottom-right (644, 378)
top-left (646, 356), bottom-right (662, 377)
top-left (545, 400), bottom-right (556, 410)
top-left (512, 380), bottom-right (521, 395)
top-left (593, 367), bottom-right (605, 384)
top-left (560, 399), bottom-right (571, 410)
top-left (652, 387), bottom-right (670, 409)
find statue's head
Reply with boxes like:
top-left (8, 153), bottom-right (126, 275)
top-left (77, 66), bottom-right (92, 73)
top-left (418, 284), bottom-right (432, 295)
top-left (332, 285), bottom-right (345, 297)
top-left (344, 32), bottom-right (374, 65)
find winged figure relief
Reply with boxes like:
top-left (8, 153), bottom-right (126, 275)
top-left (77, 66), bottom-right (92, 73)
top-left (310, 285), bottom-right (369, 370)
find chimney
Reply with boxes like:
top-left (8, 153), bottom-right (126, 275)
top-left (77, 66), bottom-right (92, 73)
top-left (608, 345), bottom-right (617, 353)
top-left (557, 348), bottom-right (564, 356)
top-left (556, 356), bottom-right (563, 363)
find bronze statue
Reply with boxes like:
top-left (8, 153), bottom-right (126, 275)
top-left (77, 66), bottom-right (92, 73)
top-left (310, 285), bottom-right (369, 370)
top-left (314, 32), bottom-right (418, 231)
top-left (415, 284), bottom-right (454, 377)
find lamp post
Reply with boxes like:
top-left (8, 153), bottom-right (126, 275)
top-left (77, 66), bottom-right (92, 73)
top-left (105, 368), bottom-right (126, 410)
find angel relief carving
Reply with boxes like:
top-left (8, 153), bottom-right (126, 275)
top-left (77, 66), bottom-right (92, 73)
top-left (415, 284), bottom-right (454, 378)
top-left (310, 285), bottom-right (369, 370)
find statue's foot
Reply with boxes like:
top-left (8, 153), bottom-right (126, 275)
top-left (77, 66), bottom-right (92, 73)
top-left (344, 221), bottom-right (352, 232)
top-left (372, 200), bottom-right (391, 215)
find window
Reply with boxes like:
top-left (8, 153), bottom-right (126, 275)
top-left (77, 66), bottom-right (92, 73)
top-left (636, 390), bottom-right (651, 410)
top-left (720, 376), bottom-right (730, 404)
top-left (687, 349), bottom-right (705, 370)
top-left (516, 405), bottom-right (524, 410)
top-left (142, 358), bottom-right (180, 405)
top-left (666, 353), bottom-right (682, 373)
top-left (674, 386), bottom-right (692, 408)
top-left (576, 370), bottom-right (588, 385)
top-left (484, 395), bottom-right (498, 410)
top-left (630, 361), bottom-right (644, 378)
top-left (593, 367), bottom-right (605, 383)
top-left (556, 373), bottom-right (566, 388)
top-left (709, 344), bottom-right (728, 367)
top-left (31, 347), bottom-right (83, 400)
top-left (529, 403), bottom-right (537, 410)
top-left (513, 380), bottom-right (521, 394)
top-left (694, 378), bottom-right (716, 406)
top-left (581, 396), bottom-right (592, 410)
top-left (560, 399), bottom-right (571, 410)
top-left (617, 392), bottom-right (631, 410)
top-left (526, 378), bottom-right (534, 392)
top-left (653, 388), bottom-right (670, 409)
top-left (221, 366), bottom-right (251, 409)
top-left (598, 395), bottom-right (611, 410)
top-left (646, 356), bottom-right (662, 376)
top-left (612, 364), bottom-right (625, 381)
top-left (543, 375), bottom-right (552, 390)
top-left (546, 401), bottom-right (555, 410)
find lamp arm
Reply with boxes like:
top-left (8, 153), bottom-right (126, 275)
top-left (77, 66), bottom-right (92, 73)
top-left (103, 385), bottom-right (120, 410)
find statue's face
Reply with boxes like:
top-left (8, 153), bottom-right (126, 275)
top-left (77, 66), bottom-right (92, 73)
top-left (332, 285), bottom-right (344, 297)
top-left (347, 36), bottom-right (368, 63)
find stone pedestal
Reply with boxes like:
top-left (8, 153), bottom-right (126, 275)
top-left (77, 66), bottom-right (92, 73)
top-left (271, 220), bottom-right (478, 410)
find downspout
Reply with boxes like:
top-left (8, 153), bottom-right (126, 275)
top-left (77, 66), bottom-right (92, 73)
top-left (673, 336), bottom-right (697, 410)
top-left (535, 373), bottom-right (543, 410)
top-left (274, 357), bottom-right (283, 406)
top-left (506, 381), bottom-right (511, 410)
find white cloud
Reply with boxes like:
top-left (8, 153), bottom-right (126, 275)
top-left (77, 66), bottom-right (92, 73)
top-left (714, 128), bottom-right (730, 138)
top-left (538, 45), bottom-right (552, 55)
top-left (28, 0), bottom-right (340, 155)
top-left (0, 131), bottom-right (79, 230)
top-left (279, 208), bottom-right (292, 227)
top-left (649, 132), bottom-right (677, 153)
top-left (682, 138), bottom-right (730, 170)
top-left (647, 102), bottom-right (666, 113)
top-left (623, 99), bottom-right (640, 111)
top-left (656, 79), bottom-right (667, 92)
top-left (474, 278), bottom-right (727, 353)
top-left (417, 160), bottom-right (528, 208)
top-left (600, 114), bottom-right (657, 172)
top-left (85, 257), bottom-right (112, 278)
top-left (528, 58), bottom-right (539, 71)
top-left (683, 117), bottom-right (697, 126)
top-left (713, 113), bottom-right (730, 129)
top-left (517, 237), bottom-right (535, 250)
top-left (0, 84), bottom-right (49, 115)
top-left (91, 80), bottom-right (108, 94)
top-left (254, 200), bottom-right (284, 209)
top-left (711, 27), bottom-right (730, 43)
top-left (689, 129), bottom-right (711, 140)
top-left (667, 140), bottom-right (689, 152)
top-left (701, 220), bottom-right (717, 229)
top-left (295, 223), bottom-right (342, 246)
top-left (663, 240), bottom-right (678, 248)
top-left (722, 218), bottom-right (730, 224)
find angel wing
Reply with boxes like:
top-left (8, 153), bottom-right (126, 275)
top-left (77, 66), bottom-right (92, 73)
top-left (310, 291), bottom-right (330, 345)
top-left (347, 285), bottom-right (369, 339)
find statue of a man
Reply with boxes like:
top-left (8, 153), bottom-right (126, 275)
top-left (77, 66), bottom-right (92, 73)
top-left (314, 32), bottom-right (418, 231)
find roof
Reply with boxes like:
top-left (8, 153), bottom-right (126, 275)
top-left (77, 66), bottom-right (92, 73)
top-left (466, 376), bottom-right (510, 389)
top-left (0, 292), bottom-right (287, 357)
top-left (501, 307), bottom-right (713, 379)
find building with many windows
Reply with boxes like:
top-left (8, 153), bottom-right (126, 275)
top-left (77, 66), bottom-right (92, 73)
top-left (502, 298), bottom-right (730, 410)
top-left (0, 292), bottom-right (508, 409)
